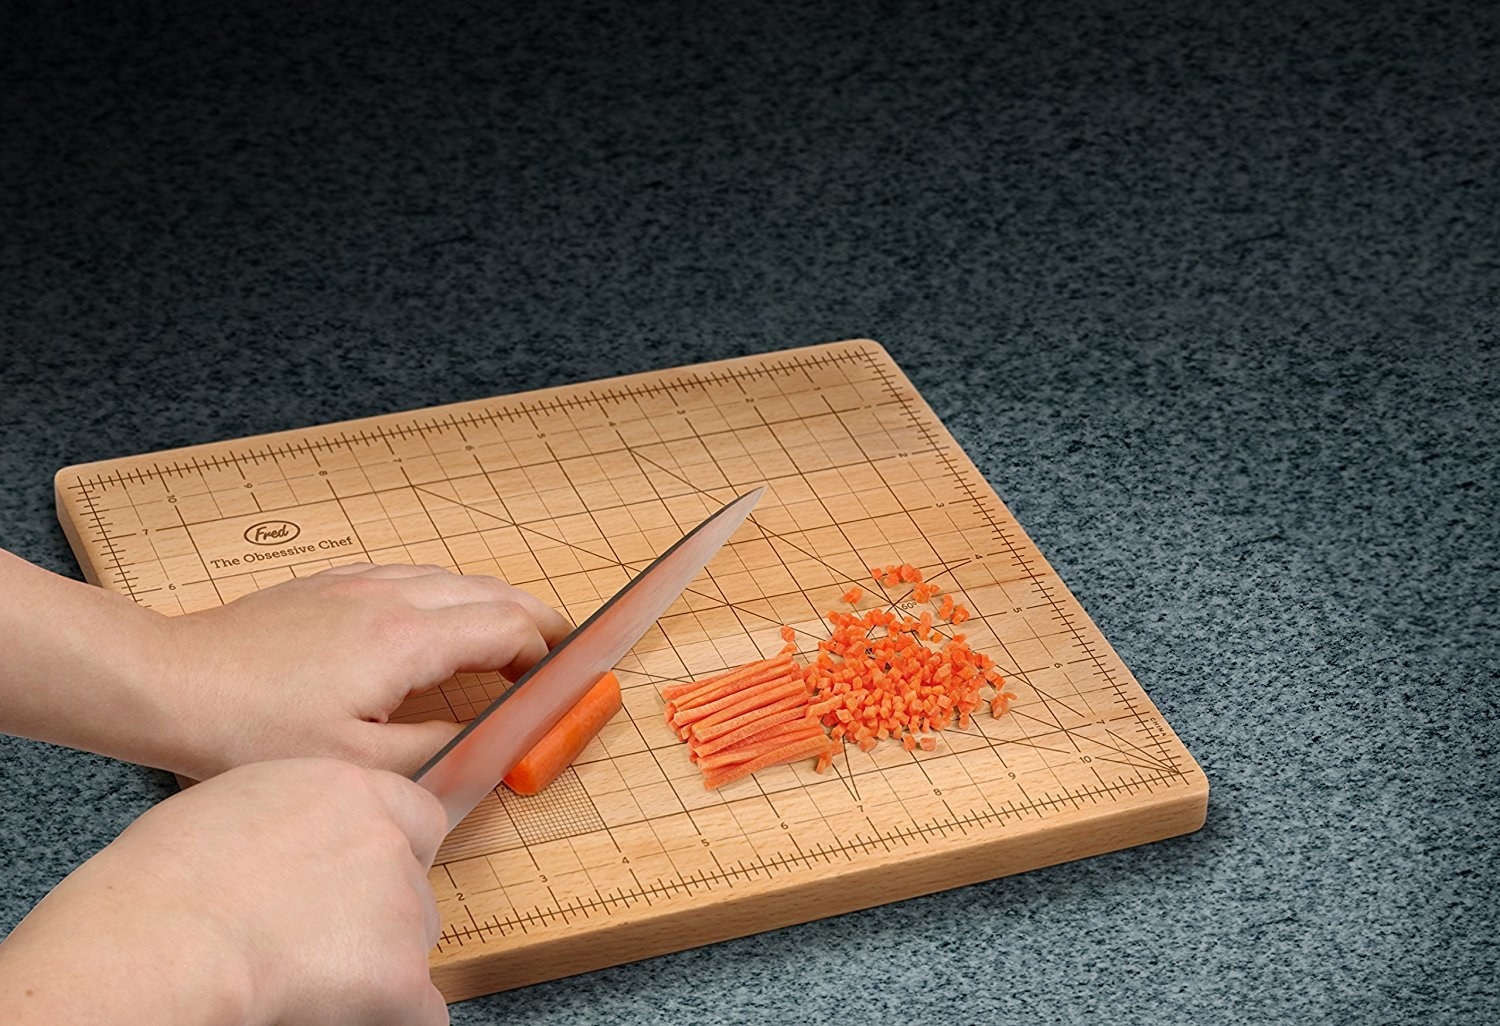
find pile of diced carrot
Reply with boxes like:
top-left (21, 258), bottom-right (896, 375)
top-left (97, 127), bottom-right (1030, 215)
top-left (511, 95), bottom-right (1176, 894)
top-left (665, 563), bottom-right (1016, 789)
top-left (804, 563), bottom-right (1013, 754)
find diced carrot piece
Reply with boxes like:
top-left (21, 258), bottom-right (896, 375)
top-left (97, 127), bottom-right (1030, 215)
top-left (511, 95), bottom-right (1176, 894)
top-left (808, 694), bottom-right (843, 717)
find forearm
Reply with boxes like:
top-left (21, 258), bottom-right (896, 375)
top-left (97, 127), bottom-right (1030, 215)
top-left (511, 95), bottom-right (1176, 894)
top-left (0, 548), bottom-right (192, 772)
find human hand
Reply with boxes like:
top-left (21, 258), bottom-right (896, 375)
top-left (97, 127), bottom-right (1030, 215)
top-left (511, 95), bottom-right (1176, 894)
top-left (160, 563), bottom-right (573, 780)
top-left (0, 758), bottom-right (450, 1026)
top-left (0, 550), bottom-right (569, 780)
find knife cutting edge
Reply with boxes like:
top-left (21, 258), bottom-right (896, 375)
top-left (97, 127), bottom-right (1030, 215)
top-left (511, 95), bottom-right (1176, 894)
top-left (414, 486), bottom-right (766, 830)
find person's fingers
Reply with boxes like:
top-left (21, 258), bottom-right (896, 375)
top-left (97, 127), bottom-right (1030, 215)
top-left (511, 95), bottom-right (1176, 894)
top-left (394, 854), bottom-right (444, 950)
top-left (420, 882), bottom-right (442, 951)
top-left (312, 561), bottom-right (379, 576)
top-left (385, 573), bottom-right (573, 642)
top-left (511, 589), bottom-right (573, 648)
top-left (311, 563), bottom-right (573, 646)
top-left (354, 719), bottom-right (466, 778)
top-left (318, 563), bottom-right (453, 580)
top-left (363, 770), bottom-right (449, 869)
top-left (409, 601), bottom-right (555, 682)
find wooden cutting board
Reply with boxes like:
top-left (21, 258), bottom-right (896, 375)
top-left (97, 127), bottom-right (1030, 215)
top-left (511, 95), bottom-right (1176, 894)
top-left (55, 339), bottom-right (1207, 1001)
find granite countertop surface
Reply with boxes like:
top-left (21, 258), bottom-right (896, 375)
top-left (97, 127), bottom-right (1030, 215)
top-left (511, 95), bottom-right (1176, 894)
top-left (1, 1), bottom-right (1494, 1023)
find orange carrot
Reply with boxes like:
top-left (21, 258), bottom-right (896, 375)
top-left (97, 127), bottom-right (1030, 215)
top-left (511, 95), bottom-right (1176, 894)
top-left (668, 658), bottom-right (796, 714)
top-left (693, 712), bottom-right (818, 758)
top-left (687, 684), bottom-right (816, 741)
top-left (661, 672), bottom-right (717, 698)
top-left (503, 671), bottom-right (622, 796)
top-left (672, 673), bottom-right (804, 729)
top-left (664, 650), bottom-right (838, 787)
top-left (700, 735), bottom-right (838, 789)
top-left (799, 562), bottom-right (1012, 749)
top-left (666, 557), bottom-right (1013, 784)
top-left (696, 723), bottom-right (826, 771)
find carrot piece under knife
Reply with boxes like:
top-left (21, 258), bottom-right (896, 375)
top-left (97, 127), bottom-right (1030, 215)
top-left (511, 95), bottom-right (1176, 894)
top-left (502, 671), bottom-right (623, 796)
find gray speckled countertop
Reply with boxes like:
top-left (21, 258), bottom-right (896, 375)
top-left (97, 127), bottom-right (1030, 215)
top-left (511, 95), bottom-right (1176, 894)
top-left (2, 1), bottom-right (1496, 1023)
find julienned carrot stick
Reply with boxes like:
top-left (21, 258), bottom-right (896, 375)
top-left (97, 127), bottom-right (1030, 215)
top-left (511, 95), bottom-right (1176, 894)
top-left (682, 682), bottom-right (807, 734)
top-left (808, 694), bottom-right (843, 717)
top-left (663, 651), bottom-right (837, 787)
top-left (664, 653), bottom-right (794, 699)
top-left (660, 671), bottom-right (731, 701)
top-left (503, 671), bottom-right (622, 796)
top-left (691, 711), bottom-right (817, 758)
top-left (691, 700), bottom-right (807, 746)
top-left (669, 657), bottom-right (796, 712)
top-left (696, 720), bottom-right (828, 768)
top-left (664, 659), bottom-right (791, 739)
top-left (701, 735), bottom-right (838, 790)
top-left (687, 690), bottom-right (810, 738)
top-left (695, 723), bottom-right (826, 771)
top-left (670, 673), bottom-right (804, 728)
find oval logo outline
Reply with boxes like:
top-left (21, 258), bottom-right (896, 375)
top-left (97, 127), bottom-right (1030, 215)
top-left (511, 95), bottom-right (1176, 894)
top-left (244, 520), bottom-right (301, 545)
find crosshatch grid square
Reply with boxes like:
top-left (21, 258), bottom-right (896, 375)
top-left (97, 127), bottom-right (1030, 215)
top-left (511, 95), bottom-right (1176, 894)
top-left (56, 342), bottom-right (1206, 999)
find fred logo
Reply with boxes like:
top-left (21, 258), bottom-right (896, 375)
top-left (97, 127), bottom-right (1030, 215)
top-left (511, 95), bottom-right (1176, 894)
top-left (244, 520), bottom-right (301, 545)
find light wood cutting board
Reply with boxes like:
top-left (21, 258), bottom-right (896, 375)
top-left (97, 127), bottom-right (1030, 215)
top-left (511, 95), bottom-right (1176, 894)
top-left (55, 339), bottom-right (1208, 1001)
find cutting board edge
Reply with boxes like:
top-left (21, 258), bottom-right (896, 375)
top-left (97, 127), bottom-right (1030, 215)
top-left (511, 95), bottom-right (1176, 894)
top-left (431, 777), bottom-right (1208, 1001)
top-left (53, 483), bottom-right (103, 585)
top-left (48, 339), bottom-right (889, 484)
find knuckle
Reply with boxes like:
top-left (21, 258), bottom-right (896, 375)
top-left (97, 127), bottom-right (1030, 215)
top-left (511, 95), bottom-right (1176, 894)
top-left (467, 575), bottom-right (517, 604)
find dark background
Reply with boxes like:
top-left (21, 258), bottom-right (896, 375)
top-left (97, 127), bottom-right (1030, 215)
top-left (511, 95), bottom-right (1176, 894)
top-left (2, 1), bottom-right (1496, 1023)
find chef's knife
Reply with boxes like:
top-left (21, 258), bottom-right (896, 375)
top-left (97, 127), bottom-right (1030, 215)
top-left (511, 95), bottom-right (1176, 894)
top-left (414, 486), bottom-right (765, 830)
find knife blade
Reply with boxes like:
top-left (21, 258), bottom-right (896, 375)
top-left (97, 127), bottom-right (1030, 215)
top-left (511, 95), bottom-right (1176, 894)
top-left (413, 486), bottom-right (765, 830)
